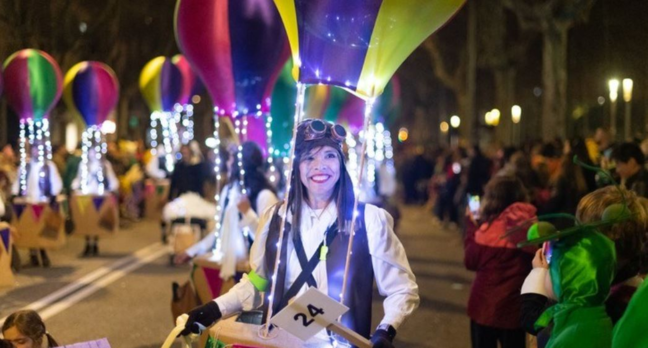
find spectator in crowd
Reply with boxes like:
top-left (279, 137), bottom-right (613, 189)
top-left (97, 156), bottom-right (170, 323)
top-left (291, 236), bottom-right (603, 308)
top-left (168, 144), bottom-right (207, 200)
top-left (464, 175), bottom-right (537, 348)
top-left (2, 310), bottom-right (59, 348)
top-left (612, 142), bottom-right (648, 197)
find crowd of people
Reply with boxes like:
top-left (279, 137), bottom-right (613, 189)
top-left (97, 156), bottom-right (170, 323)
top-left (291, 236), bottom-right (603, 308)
top-left (399, 127), bottom-right (647, 348)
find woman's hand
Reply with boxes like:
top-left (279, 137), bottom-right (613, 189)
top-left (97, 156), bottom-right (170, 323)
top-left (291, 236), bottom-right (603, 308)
top-left (179, 301), bottom-right (222, 336)
top-left (465, 207), bottom-right (477, 227)
top-left (371, 329), bottom-right (395, 348)
top-left (173, 252), bottom-right (192, 265)
top-left (532, 248), bottom-right (549, 269)
top-left (237, 195), bottom-right (251, 214)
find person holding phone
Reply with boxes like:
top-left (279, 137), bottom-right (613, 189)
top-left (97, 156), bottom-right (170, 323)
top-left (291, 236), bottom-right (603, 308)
top-left (464, 175), bottom-right (538, 348)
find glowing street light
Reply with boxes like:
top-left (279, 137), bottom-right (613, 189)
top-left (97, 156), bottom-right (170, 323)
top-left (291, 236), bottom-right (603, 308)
top-left (623, 78), bottom-right (634, 140)
top-left (440, 121), bottom-right (449, 133)
top-left (511, 105), bottom-right (521, 124)
top-left (609, 79), bottom-right (619, 138)
top-left (450, 115), bottom-right (461, 128)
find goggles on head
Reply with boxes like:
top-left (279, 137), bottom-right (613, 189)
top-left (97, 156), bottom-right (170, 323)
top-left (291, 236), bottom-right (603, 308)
top-left (304, 119), bottom-right (347, 144)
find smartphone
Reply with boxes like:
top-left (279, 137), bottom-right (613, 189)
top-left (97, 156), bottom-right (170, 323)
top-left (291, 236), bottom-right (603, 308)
top-left (542, 241), bottom-right (553, 264)
top-left (467, 194), bottom-right (481, 218)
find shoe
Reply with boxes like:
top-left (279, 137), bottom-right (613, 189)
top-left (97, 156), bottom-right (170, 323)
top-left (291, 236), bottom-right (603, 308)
top-left (30, 253), bottom-right (40, 267)
top-left (40, 250), bottom-right (51, 268)
top-left (82, 244), bottom-right (92, 257)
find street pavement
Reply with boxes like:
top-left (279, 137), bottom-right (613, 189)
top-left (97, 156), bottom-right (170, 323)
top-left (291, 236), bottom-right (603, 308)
top-left (0, 205), bottom-right (474, 348)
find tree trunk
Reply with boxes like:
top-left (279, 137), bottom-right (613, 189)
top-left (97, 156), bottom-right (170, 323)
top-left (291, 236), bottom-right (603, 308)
top-left (494, 68), bottom-right (517, 145)
top-left (541, 24), bottom-right (568, 141)
top-left (466, 0), bottom-right (477, 142)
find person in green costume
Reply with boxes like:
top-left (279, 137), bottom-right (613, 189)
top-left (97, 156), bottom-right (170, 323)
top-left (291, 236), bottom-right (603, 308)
top-left (520, 228), bottom-right (617, 348)
top-left (612, 279), bottom-right (648, 348)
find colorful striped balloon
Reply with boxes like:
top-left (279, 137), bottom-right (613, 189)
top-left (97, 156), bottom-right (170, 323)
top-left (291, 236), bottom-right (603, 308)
top-left (63, 61), bottom-right (119, 126)
top-left (2, 49), bottom-right (63, 121)
top-left (274, 0), bottom-right (465, 99)
top-left (172, 54), bottom-right (196, 106)
top-left (175, 0), bottom-right (289, 118)
top-left (139, 56), bottom-right (184, 113)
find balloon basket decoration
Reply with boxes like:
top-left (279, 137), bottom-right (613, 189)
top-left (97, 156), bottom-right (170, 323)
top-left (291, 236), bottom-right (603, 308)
top-left (206, 316), bottom-right (331, 348)
top-left (190, 252), bottom-right (250, 305)
top-left (69, 194), bottom-right (119, 238)
top-left (0, 223), bottom-right (16, 287)
top-left (145, 178), bottom-right (170, 220)
top-left (10, 196), bottom-right (66, 250)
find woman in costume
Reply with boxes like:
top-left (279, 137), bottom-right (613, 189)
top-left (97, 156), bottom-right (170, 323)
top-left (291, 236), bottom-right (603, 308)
top-left (179, 120), bottom-right (419, 347)
top-left (174, 141), bottom-right (279, 282)
top-left (11, 142), bottom-right (63, 268)
top-left (71, 146), bottom-right (119, 256)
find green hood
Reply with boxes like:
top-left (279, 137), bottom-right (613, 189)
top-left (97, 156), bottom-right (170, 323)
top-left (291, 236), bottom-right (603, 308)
top-left (550, 229), bottom-right (616, 306)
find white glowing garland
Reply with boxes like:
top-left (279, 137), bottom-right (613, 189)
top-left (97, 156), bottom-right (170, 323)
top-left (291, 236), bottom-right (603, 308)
top-left (211, 107), bottom-right (223, 255)
top-left (18, 120), bottom-right (27, 195)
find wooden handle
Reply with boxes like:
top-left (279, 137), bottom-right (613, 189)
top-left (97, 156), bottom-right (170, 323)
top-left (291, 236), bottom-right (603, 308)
top-left (327, 322), bottom-right (372, 348)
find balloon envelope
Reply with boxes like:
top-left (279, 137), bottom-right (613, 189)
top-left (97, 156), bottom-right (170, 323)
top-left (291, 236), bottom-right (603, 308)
top-left (175, 0), bottom-right (289, 117)
top-left (64, 61), bottom-right (119, 126)
top-left (3, 49), bottom-right (63, 121)
top-left (172, 54), bottom-right (196, 106)
top-left (139, 56), bottom-right (184, 112)
top-left (274, 0), bottom-right (465, 99)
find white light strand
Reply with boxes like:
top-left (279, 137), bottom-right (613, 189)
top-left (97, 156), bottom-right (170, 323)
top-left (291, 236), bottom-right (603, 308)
top-left (211, 109), bottom-right (223, 255)
top-left (235, 118), bottom-right (247, 195)
top-left (264, 82), bottom-right (306, 336)
top-left (18, 120), bottom-right (27, 195)
top-left (340, 97), bottom-right (376, 309)
top-left (43, 119), bottom-right (52, 161)
top-left (157, 111), bottom-right (175, 173)
top-left (170, 104), bottom-right (182, 151)
top-left (35, 120), bottom-right (46, 201)
top-left (182, 104), bottom-right (195, 144)
top-left (94, 127), bottom-right (106, 196)
top-left (80, 129), bottom-right (90, 194)
top-left (265, 114), bottom-right (277, 184)
top-left (150, 114), bottom-right (159, 150)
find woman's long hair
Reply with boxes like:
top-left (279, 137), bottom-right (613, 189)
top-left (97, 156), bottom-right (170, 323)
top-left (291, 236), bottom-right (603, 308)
top-left (287, 121), bottom-right (355, 236)
top-left (480, 175), bottom-right (529, 224)
top-left (229, 142), bottom-right (276, 212)
top-left (2, 310), bottom-right (59, 348)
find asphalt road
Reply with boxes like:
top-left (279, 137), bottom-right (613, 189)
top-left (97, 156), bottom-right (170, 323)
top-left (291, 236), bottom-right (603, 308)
top-left (0, 205), bottom-right (474, 348)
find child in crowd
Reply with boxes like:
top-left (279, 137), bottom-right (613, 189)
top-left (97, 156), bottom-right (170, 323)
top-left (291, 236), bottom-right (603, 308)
top-left (464, 175), bottom-right (537, 348)
top-left (2, 310), bottom-right (59, 348)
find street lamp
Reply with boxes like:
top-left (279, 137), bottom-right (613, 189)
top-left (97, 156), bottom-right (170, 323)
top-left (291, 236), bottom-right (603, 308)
top-left (490, 109), bottom-right (501, 126)
top-left (623, 78), bottom-right (633, 140)
top-left (511, 105), bottom-right (521, 145)
top-left (450, 115), bottom-right (461, 128)
top-left (440, 121), bottom-right (449, 133)
top-left (609, 79), bottom-right (619, 138)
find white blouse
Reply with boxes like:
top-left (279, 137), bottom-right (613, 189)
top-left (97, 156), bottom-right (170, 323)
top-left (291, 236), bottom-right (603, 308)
top-left (185, 184), bottom-right (279, 279)
top-left (214, 201), bottom-right (419, 335)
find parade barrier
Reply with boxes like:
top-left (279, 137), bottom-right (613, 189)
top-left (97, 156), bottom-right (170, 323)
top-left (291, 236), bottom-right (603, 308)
top-left (69, 194), bottom-right (119, 238)
top-left (145, 178), bottom-right (170, 220)
top-left (11, 196), bottom-right (66, 250)
top-left (191, 252), bottom-right (250, 305)
top-left (0, 222), bottom-right (15, 287)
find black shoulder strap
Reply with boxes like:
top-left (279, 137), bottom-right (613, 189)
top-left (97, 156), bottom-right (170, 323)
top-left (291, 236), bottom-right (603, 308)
top-left (275, 222), bottom-right (339, 314)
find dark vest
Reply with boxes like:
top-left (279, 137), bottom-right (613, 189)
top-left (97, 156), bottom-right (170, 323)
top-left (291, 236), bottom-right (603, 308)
top-left (262, 203), bottom-right (374, 340)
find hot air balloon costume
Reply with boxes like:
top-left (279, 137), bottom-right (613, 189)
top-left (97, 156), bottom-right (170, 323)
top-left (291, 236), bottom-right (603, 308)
top-left (63, 61), bottom-right (120, 254)
top-left (172, 0), bottom-right (465, 347)
top-left (4, 49), bottom-right (66, 256)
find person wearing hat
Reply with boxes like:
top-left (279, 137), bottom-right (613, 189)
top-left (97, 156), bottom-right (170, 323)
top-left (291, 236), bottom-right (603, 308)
top-left (178, 119), bottom-right (419, 347)
top-left (520, 227), bottom-right (616, 348)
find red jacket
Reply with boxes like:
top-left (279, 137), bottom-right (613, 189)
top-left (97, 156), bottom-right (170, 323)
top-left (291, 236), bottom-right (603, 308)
top-left (464, 202), bottom-right (537, 329)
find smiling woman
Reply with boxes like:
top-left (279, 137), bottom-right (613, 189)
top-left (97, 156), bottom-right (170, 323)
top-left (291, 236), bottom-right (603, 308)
top-left (179, 119), bottom-right (419, 348)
